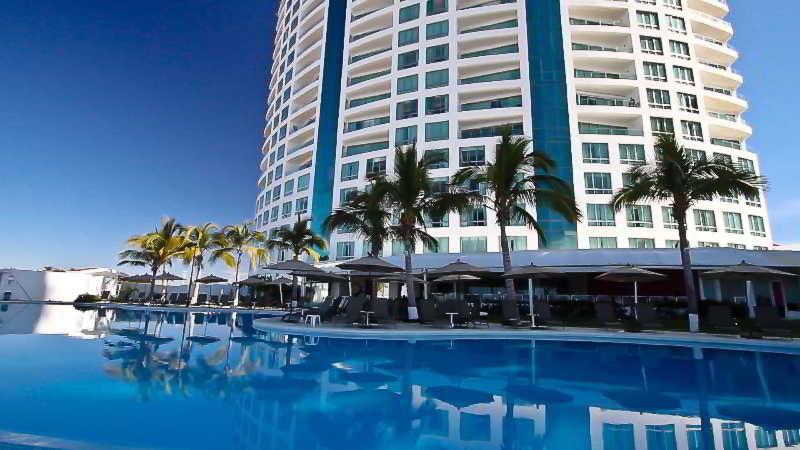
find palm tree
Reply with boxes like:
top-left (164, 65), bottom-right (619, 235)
top-left (210, 223), bottom-right (268, 306)
top-left (611, 134), bottom-right (766, 332)
top-left (118, 217), bottom-right (187, 301)
top-left (323, 180), bottom-right (392, 257)
top-left (452, 127), bottom-right (581, 299)
top-left (382, 144), bottom-right (470, 318)
top-left (181, 223), bottom-right (218, 304)
top-left (267, 217), bottom-right (327, 302)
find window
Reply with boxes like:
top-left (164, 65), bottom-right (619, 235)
top-left (426, 20), bottom-right (448, 39)
top-left (270, 205), bottom-right (279, 222)
top-left (584, 172), bottom-right (613, 194)
top-left (398, 28), bottom-right (419, 46)
top-left (272, 185), bottom-right (282, 201)
top-left (340, 187), bottom-right (358, 204)
top-left (459, 146), bottom-right (485, 166)
top-left (398, 50), bottom-right (419, 69)
top-left (587, 204), bottom-right (616, 226)
top-left (643, 62), bottom-right (667, 81)
top-left (460, 206), bottom-right (486, 227)
top-left (281, 201), bottom-right (292, 218)
top-left (424, 236), bottom-right (449, 253)
top-left (274, 164), bottom-right (283, 180)
top-left (366, 156), bottom-right (386, 176)
top-left (396, 99), bottom-right (419, 119)
top-left (637, 11), bottom-right (660, 29)
top-left (425, 95), bottom-right (449, 115)
top-left (430, 176), bottom-right (448, 195)
top-left (426, 44), bottom-right (449, 63)
top-left (603, 424), bottom-right (634, 450)
top-left (640, 36), bottom-right (663, 54)
top-left (677, 93), bottom-right (699, 113)
top-left (647, 89), bottom-right (671, 109)
top-left (629, 238), bottom-right (656, 249)
top-left (749, 215), bottom-right (766, 237)
top-left (627, 205), bottom-right (653, 228)
top-left (589, 237), bottom-right (618, 249)
top-left (666, 15), bottom-right (686, 33)
top-left (399, 4), bottom-right (420, 23)
top-left (689, 148), bottom-right (707, 163)
top-left (694, 209), bottom-right (717, 232)
top-left (460, 236), bottom-right (487, 253)
top-left (664, 0), bottom-right (683, 9)
top-left (673, 66), bottom-right (694, 85)
top-left (426, 211), bottom-right (449, 228)
top-left (619, 144), bottom-right (646, 164)
top-left (426, 69), bottom-right (449, 88)
top-left (396, 125), bottom-right (417, 145)
top-left (745, 192), bottom-right (761, 207)
top-left (297, 174), bottom-right (310, 191)
top-left (397, 74), bottom-right (418, 94)
top-left (698, 241), bottom-right (719, 248)
top-left (582, 143), bottom-right (610, 164)
top-left (738, 158), bottom-right (755, 174)
top-left (391, 240), bottom-right (405, 256)
top-left (646, 425), bottom-right (677, 450)
top-left (662, 206), bottom-right (678, 229)
top-left (425, 121), bottom-right (449, 141)
top-left (340, 161), bottom-right (359, 181)
top-left (427, 0), bottom-right (447, 15)
top-left (669, 40), bottom-right (690, 59)
top-left (284, 179), bottom-right (294, 195)
top-left (665, 239), bottom-right (679, 248)
top-left (724, 212), bottom-right (744, 234)
top-left (681, 121), bottom-right (704, 141)
top-left (506, 236), bottom-right (527, 251)
top-left (713, 152), bottom-right (733, 165)
top-left (424, 148), bottom-right (449, 169)
top-left (336, 241), bottom-right (355, 260)
top-left (295, 197), bottom-right (308, 214)
top-left (650, 117), bottom-right (675, 135)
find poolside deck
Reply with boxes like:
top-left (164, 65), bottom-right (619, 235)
top-left (253, 316), bottom-right (800, 354)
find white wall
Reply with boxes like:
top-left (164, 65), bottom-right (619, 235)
top-left (0, 269), bottom-right (119, 302)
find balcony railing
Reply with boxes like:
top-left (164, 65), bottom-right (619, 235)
top-left (460, 95), bottom-right (523, 111)
top-left (572, 42), bottom-right (633, 53)
top-left (569, 17), bottom-right (627, 27)
top-left (349, 47), bottom-right (391, 64)
top-left (459, 69), bottom-right (520, 85)
top-left (577, 94), bottom-right (639, 107)
top-left (575, 69), bottom-right (636, 80)
top-left (461, 19), bottom-right (518, 34)
top-left (579, 122), bottom-right (643, 136)
top-left (459, 0), bottom-right (515, 10)
top-left (460, 43), bottom-right (519, 59)
top-left (348, 69), bottom-right (391, 86)
top-left (344, 116), bottom-right (390, 133)
top-left (711, 138), bottom-right (742, 150)
top-left (347, 92), bottom-right (391, 109)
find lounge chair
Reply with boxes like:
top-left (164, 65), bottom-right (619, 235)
top-left (339, 296), bottom-right (366, 326)
top-left (196, 294), bottom-right (208, 305)
top-left (220, 295), bottom-right (232, 306)
top-left (452, 300), bottom-right (474, 328)
top-left (755, 306), bottom-right (792, 337)
top-left (501, 298), bottom-right (530, 327)
top-left (167, 293), bottom-right (179, 304)
top-left (209, 295), bottom-right (220, 306)
top-left (177, 293), bottom-right (188, 305)
top-left (418, 300), bottom-right (438, 324)
top-left (533, 301), bottom-right (558, 327)
top-left (469, 301), bottom-right (490, 328)
top-left (594, 302), bottom-right (622, 327)
top-left (635, 303), bottom-right (664, 329)
top-left (706, 304), bottom-right (739, 333)
top-left (369, 298), bottom-right (392, 326)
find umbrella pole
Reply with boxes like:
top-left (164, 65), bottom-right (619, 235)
top-left (634, 281), bottom-right (639, 319)
top-left (423, 270), bottom-right (428, 300)
top-left (279, 285), bottom-right (284, 306)
top-left (528, 278), bottom-right (534, 326)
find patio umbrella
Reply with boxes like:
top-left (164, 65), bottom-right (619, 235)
top-left (194, 274), bottom-right (227, 304)
top-left (154, 272), bottom-right (184, 303)
top-left (121, 274), bottom-right (154, 283)
top-left (595, 265), bottom-right (666, 314)
top-left (265, 260), bottom-right (325, 305)
top-left (265, 276), bottom-right (293, 305)
top-left (339, 256), bottom-right (403, 301)
top-left (430, 259), bottom-right (489, 303)
top-left (702, 260), bottom-right (797, 318)
top-left (434, 274), bottom-right (480, 302)
top-left (424, 385), bottom-right (494, 409)
top-left (504, 264), bottom-right (566, 322)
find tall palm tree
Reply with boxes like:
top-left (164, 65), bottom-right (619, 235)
top-left (210, 223), bottom-right (268, 306)
top-left (382, 144), bottom-right (470, 318)
top-left (323, 180), bottom-right (392, 257)
top-left (611, 134), bottom-right (766, 332)
top-left (452, 127), bottom-right (581, 299)
top-left (118, 217), bottom-right (187, 301)
top-left (267, 217), bottom-right (327, 302)
top-left (181, 223), bottom-right (218, 304)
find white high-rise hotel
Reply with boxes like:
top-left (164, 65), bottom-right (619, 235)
top-left (255, 0), bottom-right (772, 261)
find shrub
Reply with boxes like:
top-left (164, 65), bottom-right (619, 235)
top-left (75, 293), bottom-right (101, 303)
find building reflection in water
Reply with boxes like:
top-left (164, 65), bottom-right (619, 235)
top-left (6, 305), bottom-right (798, 450)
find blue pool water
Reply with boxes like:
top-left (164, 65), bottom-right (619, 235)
top-left (1, 304), bottom-right (799, 450)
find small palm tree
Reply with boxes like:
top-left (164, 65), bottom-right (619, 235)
top-left (118, 217), bottom-right (187, 301)
top-left (611, 134), bottom-right (766, 332)
top-left (267, 217), bottom-right (327, 302)
top-left (323, 180), bottom-right (392, 257)
top-left (382, 143), bottom-right (470, 316)
top-left (452, 127), bottom-right (581, 299)
top-left (210, 223), bottom-right (268, 306)
top-left (181, 223), bottom-right (218, 304)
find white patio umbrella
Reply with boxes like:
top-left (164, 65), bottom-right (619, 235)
top-left (595, 265), bottom-right (667, 317)
top-left (503, 264), bottom-right (566, 322)
top-left (702, 261), bottom-right (797, 318)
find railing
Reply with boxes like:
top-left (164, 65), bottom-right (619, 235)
top-left (569, 17), bottom-right (627, 27)
top-left (458, 0), bottom-right (515, 10)
top-left (350, 26), bottom-right (391, 43)
top-left (287, 139), bottom-right (314, 155)
top-left (350, 5), bottom-right (389, 23)
top-left (459, 69), bottom-right (521, 85)
top-left (347, 92), bottom-right (391, 109)
top-left (704, 86), bottom-right (746, 100)
top-left (460, 43), bottom-right (519, 59)
top-left (572, 42), bottom-right (633, 53)
top-left (694, 33), bottom-right (735, 51)
top-left (349, 47), bottom-right (391, 64)
top-left (460, 122), bottom-right (524, 139)
top-left (344, 116), bottom-right (390, 133)
top-left (348, 69), bottom-right (391, 86)
top-left (460, 95), bottom-right (523, 111)
top-left (579, 122), bottom-right (643, 136)
top-left (461, 19), bottom-right (518, 34)
top-left (575, 69), bottom-right (636, 80)
top-left (710, 138), bottom-right (742, 150)
top-left (577, 94), bottom-right (639, 107)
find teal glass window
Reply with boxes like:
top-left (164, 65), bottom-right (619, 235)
top-left (426, 44), bottom-right (449, 63)
top-left (425, 95), bottom-right (448, 115)
top-left (398, 28), bottom-right (419, 46)
top-left (399, 4), bottom-right (420, 23)
top-left (460, 236), bottom-right (487, 253)
top-left (427, 0), bottom-right (447, 15)
top-left (397, 74), bottom-right (418, 94)
top-left (297, 174), bottom-right (310, 191)
top-left (426, 20), bottom-right (448, 39)
top-left (425, 121), bottom-right (449, 141)
top-left (340, 161), bottom-right (359, 181)
top-left (424, 148), bottom-right (449, 169)
top-left (396, 99), bottom-right (418, 119)
top-left (396, 125), bottom-right (418, 145)
top-left (425, 69), bottom-right (448, 88)
top-left (398, 50), bottom-right (419, 69)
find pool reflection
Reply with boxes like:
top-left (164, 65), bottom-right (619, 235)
top-left (2, 304), bottom-right (800, 450)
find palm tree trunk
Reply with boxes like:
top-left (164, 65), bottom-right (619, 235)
top-left (233, 254), bottom-right (242, 307)
top-left (404, 246), bottom-right (418, 320)
top-left (499, 223), bottom-right (516, 299)
top-left (677, 213), bottom-right (700, 332)
top-left (148, 266), bottom-right (158, 302)
top-left (187, 257), bottom-right (196, 305)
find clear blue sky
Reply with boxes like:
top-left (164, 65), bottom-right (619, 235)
top-left (0, 0), bottom-right (797, 271)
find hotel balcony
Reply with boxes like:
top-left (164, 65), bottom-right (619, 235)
top-left (689, 11), bottom-right (733, 40)
top-left (458, 11), bottom-right (518, 36)
top-left (457, 0), bottom-right (517, 13)
top-left (347, 59), bottom-right (392, 88)
top-left (573, 62), bottom-right (637, 89)
top-left (703, 85), bottom-right (748, 113)
top-left (697, 60), bottom-right (743, 90)
top-left (568, 8), bottom-right (630, 29)
top-left (694, 33), bottom-right (738, 66)
top-left (578, 117), bottom-right (644, 137)
top-left (350, 0), bottom-right (392, 26)
top-left (458, 118), bottom-right (524, 140)
top-left (570, 30), bottom-right (633, 56)
top-left (687, 0), bottom-right (729, 19)
top-left (296, 22), bottom-right (324, 57)
top-left (458, 88), bottom-right (523, 112)
top-left (707, 113), bottom-right (752, 141)
top-left (576, 91), bottom-right (641, 112)
top-left (458, 62), bottom-right (521, 87)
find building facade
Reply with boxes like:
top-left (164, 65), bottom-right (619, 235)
top-left (254, 0), bottom-right (772, 261)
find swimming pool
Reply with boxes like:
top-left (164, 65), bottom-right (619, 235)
top-left (1, 304), bottom-right (799, 450)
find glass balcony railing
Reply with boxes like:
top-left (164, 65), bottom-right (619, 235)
top-left (577, 94), bottom-right (639, 107)
top-left (459, 69), bottom-right (521, 85)
top-left (571, 42), bottom-right (633, 53)
top-left (460, 95), bottom-right (523, 111)
top-left (575, 69), bottom-right (636, 80)
top-left (460, 43), bottom-right (519, 59)
top-left (459, 0), bottom-right (515, 10)
top-left (708, 111), bottom-right (737, 122)
top-left (350, 26), bottom-right (391, 43)
top-left (460, 122), bottom-right (523, 139)
top-left (461, 19), bottom-right (518, 34)
top-left (711, 138), bottom-right (742, 150)
top-left (579, 122), bottom-right (643, 136)
top-left (350, 47), bottom-right (391, 64)
top-left (342, 140), bottom-right (390, 157)
top-left (348, 69), bottom-right (391, 86)
top-left (288, 139), bottom-right (315, 155)
top-left (347, 92), bottom-right (391, 109)
top-left (344, 116), bottom-right (390, 133)
top-left (569, 17), bottom-right (627, 27)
